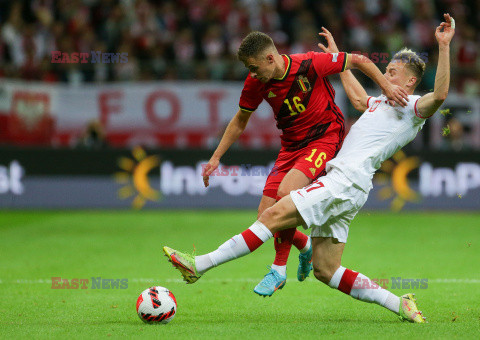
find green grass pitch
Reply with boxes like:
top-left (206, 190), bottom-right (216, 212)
top-left (0, 211), bottom-right (479, 338)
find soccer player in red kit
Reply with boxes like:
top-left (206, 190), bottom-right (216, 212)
top-left (202, 32), bottom-right (408, 296)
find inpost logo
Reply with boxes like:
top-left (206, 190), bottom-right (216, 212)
top-left (115, 147), bottom-right (161, 209)
top-left (375, 150), bottom-right (420, 211)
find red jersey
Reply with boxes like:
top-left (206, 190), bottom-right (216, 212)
top-left (239, 52), bottom-right (347, 151)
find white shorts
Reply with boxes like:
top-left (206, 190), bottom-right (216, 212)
top-left (290, 169), bottom-right (370, 243)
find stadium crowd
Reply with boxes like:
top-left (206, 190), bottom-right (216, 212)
top-left (0, 0), bottom-right (478, 95)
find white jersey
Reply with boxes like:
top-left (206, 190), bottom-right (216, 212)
top-left (326, 94), bottom-right (426, 192)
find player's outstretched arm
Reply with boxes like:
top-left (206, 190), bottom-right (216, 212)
top-left (318, 27), bottom-right (369, 112)
top-left (416, 13), bottom-right (455, 118)
top-left (344, 52), bottom-right (408, 107)
top-left (203, 109), bottom-right (253, 187)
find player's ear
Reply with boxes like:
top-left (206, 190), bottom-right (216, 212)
top-left (407, 76), bottom-right (417, 88)
top-left (265, 53), bottom-right (275, 63)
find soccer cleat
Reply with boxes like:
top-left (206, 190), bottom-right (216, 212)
top-left (297, 244), bottom-right (313, 281)
top-left (253, 267), bottom-right (287, 297)
top-left (163, 246), bottom-right (201, 284)
top-left (398, 293), bottom-right (427, 323)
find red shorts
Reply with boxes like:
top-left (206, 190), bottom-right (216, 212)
top-left (263, 139), bottom-right (341, 199)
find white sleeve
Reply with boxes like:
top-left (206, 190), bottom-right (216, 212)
top-left (404, 95), bottom-right (425, 123)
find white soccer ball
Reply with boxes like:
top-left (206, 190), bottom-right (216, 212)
top-left (136, 286), bottom-right (177, 324)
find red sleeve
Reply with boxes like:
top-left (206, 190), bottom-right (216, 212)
top-left (311, 52), bottom-right (348, 78)
top-left (239, 75), bottom-right (263, 112)
top-left (366, 96), bottom-right (376, 108)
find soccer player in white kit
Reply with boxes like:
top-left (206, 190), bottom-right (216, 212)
top-left (164, 14), bottom-right (455, 323)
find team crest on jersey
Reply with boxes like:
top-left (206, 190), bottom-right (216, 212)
top-left (309, 168), bottom-right (316, 177)
top-left (297, 75), bottom-right (311, 93)
top-left (268, 91), bottom-right (276, 98)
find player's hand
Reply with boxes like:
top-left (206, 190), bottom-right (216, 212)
top-left (318, 27), bottom-right (340, 54)
top-left (435, 13), bottom-right (455, 46)
top-left (384, 84), bottom-right (409, 107)
top-left (202, 157), bottom-right (220, 187)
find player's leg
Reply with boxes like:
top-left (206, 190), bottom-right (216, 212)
top-left (286, 141), bottom-right (341, 279)
top-left (267, 169), bottom-right (312, 283)
top-left (164, 171), bottom-right (329, 284)
top-left (282, 144), bottom-right (335, 258)
top-left (311, 236), bottom-right (426, 323)
top-left (163, 195), bottom-right (302, 283)
top-left (291, 174), bottom-right (426, 322)
top-left (255, 141), bottom-right (336, 295)
top-left (258, 150), bottom-right (291, 219)
top-left (252, 154), bottom-right (293, 295)
top-left (311, 236), bottom-right (399, 310)
top-left (257, 195), bottom-right (276, 219)
top-left (273, 169), bottom-right (312, 271)
top-left (254, 169), bottom-right (312, 296)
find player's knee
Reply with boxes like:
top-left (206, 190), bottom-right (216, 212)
top-left (259, 206), bottom-right (277, 223)
top-left (259, 206), bottom-right (283, 233)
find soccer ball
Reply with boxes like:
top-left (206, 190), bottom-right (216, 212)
top-left (136, 286), bottom-right (177, 324)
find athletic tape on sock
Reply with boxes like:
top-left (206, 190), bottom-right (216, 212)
top-left (250, 221), bottom-right (273, 241)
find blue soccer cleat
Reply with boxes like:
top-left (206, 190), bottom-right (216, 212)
top-left (254, 267), bottom-right (287, 297)
top-left (297, 244), bottom-right (313, 281)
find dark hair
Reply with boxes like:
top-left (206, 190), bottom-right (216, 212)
top-left (237, 31), bottom-right (276, 62)
top-left (392, 48), bottom-right (426, 86)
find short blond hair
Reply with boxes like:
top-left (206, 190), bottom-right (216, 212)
top-left (392, 48), bottom-right (426, 86)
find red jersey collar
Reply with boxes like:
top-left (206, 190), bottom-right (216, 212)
top-left (273, 55), bottom-right (291, 81)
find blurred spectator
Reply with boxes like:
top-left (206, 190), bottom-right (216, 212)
top-left (76, 120), bottom-right (108, 149)
top-left (173, 28), bottom-right (196, 79)
top-left (440, 117), bottom-right (471, 151)
top-left (455, 25), bottom-right (479, 95)
top-left (407, 0), bottom-right (437, 51)
top-left (343, 0), bottom-right (372, 50)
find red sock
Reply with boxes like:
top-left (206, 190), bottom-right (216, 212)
top-left (241, 229), bottom-right (264, 252)
top-left (273, 228), bottom-right (295, 265)
top-left (292, 230), bottom-right (309, 250)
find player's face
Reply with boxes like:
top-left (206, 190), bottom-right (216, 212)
top-left (384, 62), bottom-right (415, 90)
top-left (244, 54), bottom-right (276, 83)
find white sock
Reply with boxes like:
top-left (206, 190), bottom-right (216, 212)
top-left (195, 221), bottom-right (273, 275)
top-left (328, 265), bottom-right (346, 288)
top-left (328, 266), bottom-right (400, 314)
top-left (195, 254), bottom-right (214, 275)
top-left (383, 292), bottom-right (400, 314)
top-left (271, 264), bottom-right (286, 276)
top-left (299, 236), bottom-right (311, 253)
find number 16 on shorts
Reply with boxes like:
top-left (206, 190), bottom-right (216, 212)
top-left (305, 148), bottom-right (326, 168)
